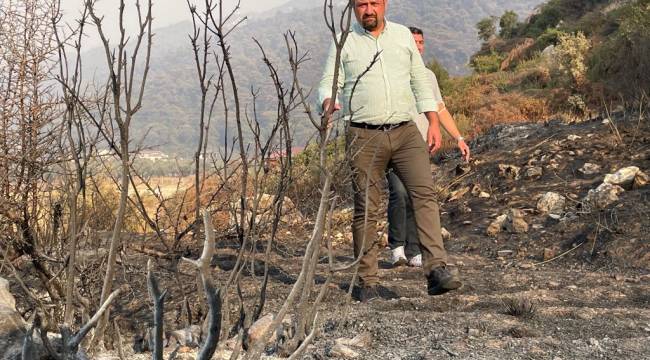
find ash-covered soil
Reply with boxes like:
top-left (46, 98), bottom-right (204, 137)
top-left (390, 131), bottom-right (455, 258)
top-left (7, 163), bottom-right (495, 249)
top-left (13, 114), bottom-right (649, 360)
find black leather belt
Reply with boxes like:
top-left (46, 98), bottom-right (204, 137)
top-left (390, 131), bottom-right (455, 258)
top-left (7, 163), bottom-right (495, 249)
top-left (349, 121), bottom-right (409, 131)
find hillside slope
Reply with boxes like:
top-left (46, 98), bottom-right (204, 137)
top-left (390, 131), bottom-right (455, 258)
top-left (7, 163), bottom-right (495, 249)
top-left (54, 110), bottom-right (650, 360)
top-left (443, 0), bottom-right (650, 138)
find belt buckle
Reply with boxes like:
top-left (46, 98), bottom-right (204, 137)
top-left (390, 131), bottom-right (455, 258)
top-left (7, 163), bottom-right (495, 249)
top-left (383, 122), bottom-right (400, 132)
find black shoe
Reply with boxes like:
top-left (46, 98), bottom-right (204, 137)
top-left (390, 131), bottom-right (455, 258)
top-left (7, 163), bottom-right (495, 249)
top-left (427, 266), bottom-right (462, 295)
top-left (353, 284), bottom-right (399, 302)
top-left (357, 285), bottom-right (380, 302)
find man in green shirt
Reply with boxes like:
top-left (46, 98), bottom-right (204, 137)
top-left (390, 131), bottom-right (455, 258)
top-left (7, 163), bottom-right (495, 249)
top-left (319, 0), bottom-right (469, 301)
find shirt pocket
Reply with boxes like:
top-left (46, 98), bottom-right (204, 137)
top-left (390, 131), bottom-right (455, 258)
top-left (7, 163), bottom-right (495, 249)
top-left (343, 57), bottom-right (365, 79)
top-left (341, 57), bottom-right (371, 114)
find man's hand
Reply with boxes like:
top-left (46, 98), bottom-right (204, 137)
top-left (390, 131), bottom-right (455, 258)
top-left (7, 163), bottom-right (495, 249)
top-left (322, 98), bottom-right (341, 129)
top-left (322, 98), bottom-right (341, 115)
top-left (427, 123), bottom-right (442, 154)
top-left (458, 139), bottom-right (471, 162)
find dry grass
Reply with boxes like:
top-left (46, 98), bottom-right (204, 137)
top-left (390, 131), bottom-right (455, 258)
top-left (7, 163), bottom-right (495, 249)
top-left (445, 74), bottom-right (550, 143)
top-left (501, 297), bottom-right (537, 319)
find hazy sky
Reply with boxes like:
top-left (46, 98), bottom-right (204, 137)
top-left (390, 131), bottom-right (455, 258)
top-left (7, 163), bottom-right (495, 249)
top-left (59, 0), bottom-right (291, 48)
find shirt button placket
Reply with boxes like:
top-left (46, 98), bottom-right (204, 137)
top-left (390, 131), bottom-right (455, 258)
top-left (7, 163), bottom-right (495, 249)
top-left (376, 37), bottom-right (391, 117)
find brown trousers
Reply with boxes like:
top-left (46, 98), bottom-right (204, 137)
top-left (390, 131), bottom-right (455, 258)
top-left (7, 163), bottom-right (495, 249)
top-left (347, 121), bottom-right (447, 286)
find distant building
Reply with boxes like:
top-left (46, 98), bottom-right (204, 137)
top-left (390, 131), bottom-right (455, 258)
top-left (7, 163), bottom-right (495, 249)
top-left (138, 150), bottom-right (169, 161)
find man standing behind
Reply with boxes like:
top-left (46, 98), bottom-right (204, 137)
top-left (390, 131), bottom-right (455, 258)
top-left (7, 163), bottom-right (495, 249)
top-left (388, 26), bottom-right (469, 268)
top-left (318, 0), bottom-right (470, 301)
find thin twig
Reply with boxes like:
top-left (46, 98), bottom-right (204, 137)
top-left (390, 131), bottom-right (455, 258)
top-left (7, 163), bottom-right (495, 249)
top-left (534, 241), bottom-right (585, 266)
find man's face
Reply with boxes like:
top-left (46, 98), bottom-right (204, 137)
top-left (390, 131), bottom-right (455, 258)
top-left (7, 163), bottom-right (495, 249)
top-left (354, 0), bottom-right (387, 32)
top-left (413, 33), bottom-right (425, 55)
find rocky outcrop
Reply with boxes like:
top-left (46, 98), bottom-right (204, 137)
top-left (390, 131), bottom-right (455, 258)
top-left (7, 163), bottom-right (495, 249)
top-left (580, 167), bottom-right (647, 210)
top-left (0, 278), bottom-right (26, 360)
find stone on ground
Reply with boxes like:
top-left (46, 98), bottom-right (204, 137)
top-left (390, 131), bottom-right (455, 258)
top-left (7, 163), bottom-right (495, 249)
top-left (498, 164), bottom-right (521, 180)
top-left (537, 192), bottom-right (566, 215)
top-left (578, 163), bottom-right (601, 176)
top-left (487, 214), bottom-right (508, 237)
top-left (329, 343), bottom-right (360, 358)
top-left (525, 166), bottom-right (543, 179)
top-left (0, 278), bottom-right (26, 360)
top-left (584, 183), bottom-right (625, 209)
top-left (634, 170), bottom-right (648, 189)
top-left (603, 166), bottom-right (640, 187)
top-left (506, 209), bottom-right (529, 234)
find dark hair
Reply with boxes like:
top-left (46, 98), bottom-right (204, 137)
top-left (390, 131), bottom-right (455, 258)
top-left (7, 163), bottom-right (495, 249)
top-left (409, 26), bottom-right (423, 35)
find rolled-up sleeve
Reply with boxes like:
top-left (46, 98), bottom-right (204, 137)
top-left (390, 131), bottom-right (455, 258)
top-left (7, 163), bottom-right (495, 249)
top-left (429, 70), bottom-right (444, 107)
top-left (317, 40), bottom-right (345, 113)
top-left (408, 35), bottom-right (438, 113)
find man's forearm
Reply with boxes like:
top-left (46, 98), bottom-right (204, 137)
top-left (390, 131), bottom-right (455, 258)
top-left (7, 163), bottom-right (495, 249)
top-left (425, 111), bottom-right (440, 126)
top-left (437, 108), bottom-right (463, 140)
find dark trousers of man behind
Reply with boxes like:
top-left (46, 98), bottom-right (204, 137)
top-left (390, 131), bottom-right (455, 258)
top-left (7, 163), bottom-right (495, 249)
top-left (347, 121), bottom-right (447, 286)
top-left (387, 169), bottom-right (421, 258)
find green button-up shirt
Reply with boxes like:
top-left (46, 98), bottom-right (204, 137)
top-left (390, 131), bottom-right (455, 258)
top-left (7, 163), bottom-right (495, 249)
top-left (318, 20), bottom-right (439, 125)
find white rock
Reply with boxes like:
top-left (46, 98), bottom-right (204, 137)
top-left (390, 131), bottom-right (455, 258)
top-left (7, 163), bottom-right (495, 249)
top-left (525, 166), bottom-right (543, 179)
top-left (487, 215), bottom-right (508, 237)
top-left (498, 164), bottom-right (521, 180)
top-left (537, 192), bottom-right (566, 215)
top-left (579, 163), bottom-right (601, 176)
top-left (604, 166), bottom-right (640, 187)
top-left (540, 45), bottom-right (556, 60)
top-left (330, 343), bottom-right (360, 358)
top-left (567, 135), bottom-right (582, 141)
top-left (584, 183), bottom-right (625, 209)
